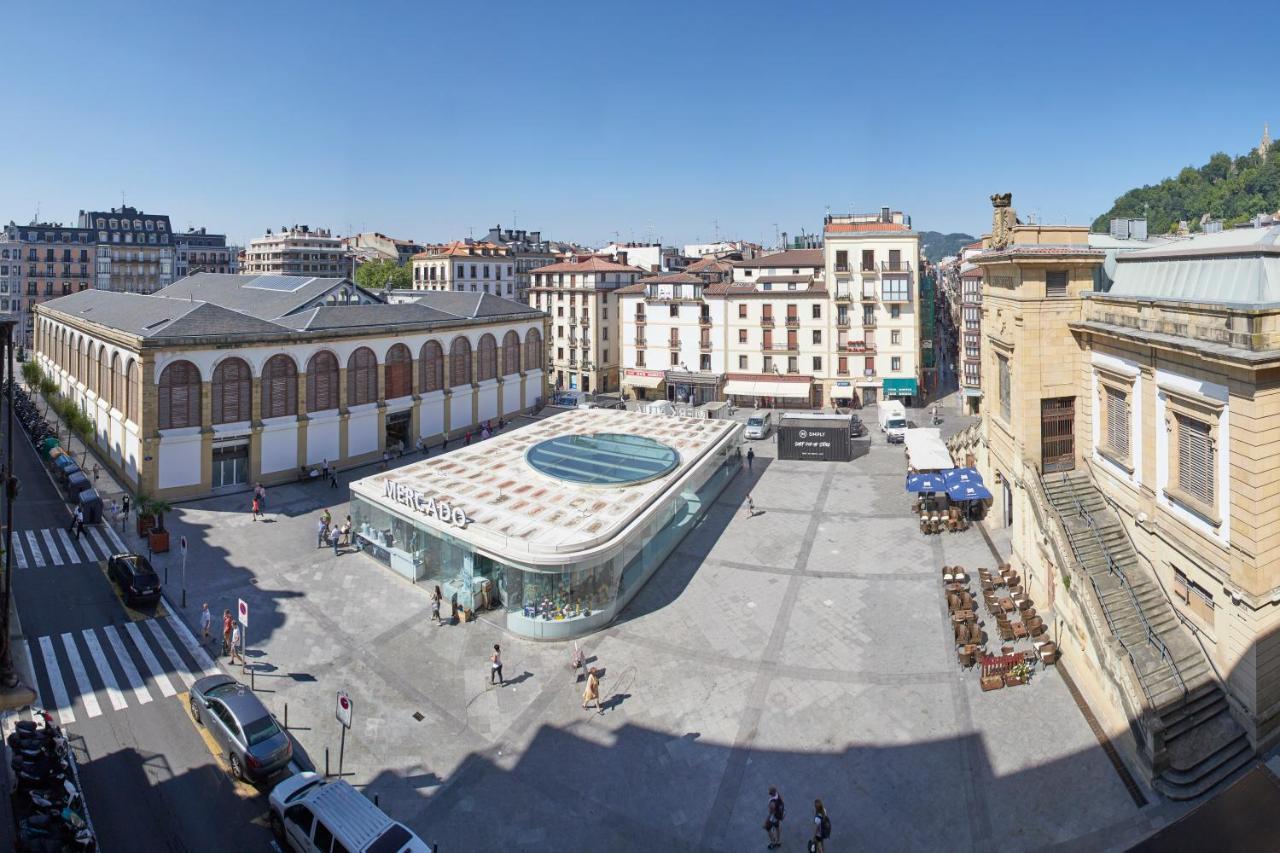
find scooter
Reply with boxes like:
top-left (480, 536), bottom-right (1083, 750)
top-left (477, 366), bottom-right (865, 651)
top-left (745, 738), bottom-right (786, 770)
top-left (26, 778), bottom-right (79, 811)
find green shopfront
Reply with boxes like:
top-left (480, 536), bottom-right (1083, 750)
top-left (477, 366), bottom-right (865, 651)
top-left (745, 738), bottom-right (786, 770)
top-left (348, 410), bottom-right (744, 640)
top-left (883, 377), bottom-right (919, 406)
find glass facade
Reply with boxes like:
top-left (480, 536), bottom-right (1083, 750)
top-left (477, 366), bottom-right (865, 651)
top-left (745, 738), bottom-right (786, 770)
top-left (350, 427), bottom-right (743, 639)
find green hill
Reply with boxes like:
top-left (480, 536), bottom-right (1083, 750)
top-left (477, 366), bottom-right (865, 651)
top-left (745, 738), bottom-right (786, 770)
top-left (919, 230), bottom-right (976, 262)
top-left (1094, 146), bottom-right (1280, 234)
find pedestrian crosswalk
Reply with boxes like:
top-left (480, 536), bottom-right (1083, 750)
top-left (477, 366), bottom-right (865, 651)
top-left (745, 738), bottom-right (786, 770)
top-left (30, 617), bottom-right (222, 725)
top-left (11, 525), bottom-right (116, 569)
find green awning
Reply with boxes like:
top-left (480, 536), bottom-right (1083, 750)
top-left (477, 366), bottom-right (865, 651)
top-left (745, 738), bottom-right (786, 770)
top-left (883, 378), bottom-right (919, 396)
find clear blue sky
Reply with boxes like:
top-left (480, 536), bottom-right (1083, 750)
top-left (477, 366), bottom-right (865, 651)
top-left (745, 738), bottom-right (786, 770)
top-left (4, 1), bottom-right (1276, 248)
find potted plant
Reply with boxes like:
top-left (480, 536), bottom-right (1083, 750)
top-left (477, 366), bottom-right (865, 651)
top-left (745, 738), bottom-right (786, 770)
top-left (147, 497), bottom-right (172, 553)
top-left (1004, 661), bottom-right (1031, 687)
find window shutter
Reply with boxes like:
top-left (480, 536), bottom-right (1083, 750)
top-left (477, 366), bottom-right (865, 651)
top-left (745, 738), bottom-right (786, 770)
top-left (1177, 416), bottom-right (1214, 503)
top-left (1105, 387), bottom-right (1129, 457)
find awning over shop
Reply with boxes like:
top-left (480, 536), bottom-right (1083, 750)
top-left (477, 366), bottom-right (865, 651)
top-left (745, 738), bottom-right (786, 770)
top-left (883, 377), bottom-right (919, 397)
top-left (722, 379), bottom-right (812, 399)
top-left (623, 372), bottom-right (665, 389)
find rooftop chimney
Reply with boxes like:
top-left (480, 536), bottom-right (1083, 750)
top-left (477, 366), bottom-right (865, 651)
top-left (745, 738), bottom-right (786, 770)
top-left (881, 207), bottom-right (890, 223)
top-left (617, 251), bottom-right (628, 266)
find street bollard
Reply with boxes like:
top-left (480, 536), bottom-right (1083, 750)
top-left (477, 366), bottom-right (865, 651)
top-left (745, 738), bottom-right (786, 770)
top-left (284, 703), bottom-right (288, 731)
top-left (325, 747), bottom-right (330, 777)
top-left (251, 664), bottom-right (256, 692)
top-left (374, 794), bottom-right (379, 808)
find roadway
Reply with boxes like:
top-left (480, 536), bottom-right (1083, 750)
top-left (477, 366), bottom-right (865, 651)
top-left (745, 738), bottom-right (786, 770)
top-left (6, 404), bottom-right (274, 852)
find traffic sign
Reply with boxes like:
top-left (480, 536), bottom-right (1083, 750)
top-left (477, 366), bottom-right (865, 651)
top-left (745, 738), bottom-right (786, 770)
top-left (336, 691), bottom-right (353, 729)
top-left (237, 598), bottom-right (249, 628)
top-left (180, 535), bottom-right (187, 553)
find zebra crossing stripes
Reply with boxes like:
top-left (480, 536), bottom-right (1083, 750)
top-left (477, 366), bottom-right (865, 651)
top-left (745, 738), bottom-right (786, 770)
top-left (31, 619), bottom-right (222, 725)
top-left (12, 526), bottom-right (114, 569)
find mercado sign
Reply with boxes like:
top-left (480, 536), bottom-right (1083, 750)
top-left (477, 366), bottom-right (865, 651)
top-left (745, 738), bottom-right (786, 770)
top-left (384, 479), bottom-right (469, 528)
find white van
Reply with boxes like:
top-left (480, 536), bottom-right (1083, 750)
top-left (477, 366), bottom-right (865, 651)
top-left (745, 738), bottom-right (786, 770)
top-left (744, 412), bottom-right (773, 440)
top-left (270, 772), bottom-right (435, 853)
top-left (878, 400), bottom-right (908, 444)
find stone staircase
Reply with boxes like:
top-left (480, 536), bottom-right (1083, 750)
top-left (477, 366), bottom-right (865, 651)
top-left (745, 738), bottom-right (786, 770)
top-left (1041, 471), bottom-right (1251, 800)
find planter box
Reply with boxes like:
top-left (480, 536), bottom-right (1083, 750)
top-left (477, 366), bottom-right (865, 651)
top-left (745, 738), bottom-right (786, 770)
top-left (137, 515), bottom-right (155, 537)
top-left (1003, 673), bottom-right (1027, 687)
top-left (980, 675), bottom-right (1004, 692)
top-left (148, 529), bottom-right (170, 553)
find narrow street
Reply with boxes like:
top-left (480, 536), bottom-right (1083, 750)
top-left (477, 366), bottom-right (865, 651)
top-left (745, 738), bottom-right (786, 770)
top-left (6, 402), bottom-right (272, 852)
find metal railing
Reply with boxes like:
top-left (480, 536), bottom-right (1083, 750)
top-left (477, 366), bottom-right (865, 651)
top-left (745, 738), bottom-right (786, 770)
top-left (1058, 473), bottom-right (1187, 702)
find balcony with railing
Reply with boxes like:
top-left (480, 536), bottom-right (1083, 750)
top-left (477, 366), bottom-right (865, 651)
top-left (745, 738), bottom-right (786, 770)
top-left (860, 283), bottom-right (878, 300)
top-left (836, 316), bottom-right (851, 330)
top-left (760, 316), bottom-right (775, 327)
top-left (784, 316), bottom-right (799, 328)
top-left (834, 285), bottom-right (853, 302)
top-left (569, 316), bottom-right (579, 326)
top-left (699, 314), bottom-right (712, 327)
top-left (668, 337), bottom-right (681, 349)
top-left (761, 341), bottom-right (800, 353)
top-left (862, 315), bottom-right (877, 327)
top-left (864, 368), bottom-right (876, 377)
top-left (699, 337), bottom-right (712, 351)
top-left (635, 336), bottom-right (647, 347)
top-left (635, 313), bottom-right (646, 325)
top-left (840, 340), bottom-right (874, 353)
top-left (880, 260), bottom-right (912, 273)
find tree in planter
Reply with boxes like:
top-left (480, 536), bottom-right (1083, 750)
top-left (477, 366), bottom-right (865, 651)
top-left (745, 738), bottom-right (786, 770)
top-left (145, 497), bottom-right (173, 553)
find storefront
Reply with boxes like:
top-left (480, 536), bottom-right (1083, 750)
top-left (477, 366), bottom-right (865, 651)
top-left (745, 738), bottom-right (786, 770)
top-left (882, 377), bottom-right (919, 407)
top-left (722, 374), bottom-right (817, 410)
top-left (623, 368), bottom-right (665, 401)
top-left (349, 409), bottom-right (743, 640)
top-left (664, 369), bottom-right (721, 406)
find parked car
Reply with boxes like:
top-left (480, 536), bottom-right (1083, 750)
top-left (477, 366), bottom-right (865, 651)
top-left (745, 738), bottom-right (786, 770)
top-left (106, 553), bottom-right (162, 605)
top-left (189, 674), bottom-right (292, 782)
top-left (744, 412), bottom-right (773, 440)
top-left (849, 415), bottom-right (866, 438)
top-left (270, 772), bottom-right (435, 853)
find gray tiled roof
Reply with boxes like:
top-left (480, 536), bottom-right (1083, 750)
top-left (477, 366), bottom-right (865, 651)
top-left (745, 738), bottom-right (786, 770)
top-left (409, 291), bottom-right (542, 320)
top-left (39, 289), bottom-right (289, 339)
top-left (154, 273), bottom-right (354, 320)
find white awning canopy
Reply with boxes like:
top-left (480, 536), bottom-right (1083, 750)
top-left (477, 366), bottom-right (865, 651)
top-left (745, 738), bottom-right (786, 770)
top-left (904, 427), bottom-right (954, 472)
top-left (722, 379), bottom-right (812, 399)
top-left (623, 373), bottom-right (665, 389)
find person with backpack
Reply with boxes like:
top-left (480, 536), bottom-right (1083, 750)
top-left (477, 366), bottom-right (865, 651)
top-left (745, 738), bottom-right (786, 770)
top-left (764, 786), bottom-right (784, 849)
top-left (810, 799), bottom-right (831, 853)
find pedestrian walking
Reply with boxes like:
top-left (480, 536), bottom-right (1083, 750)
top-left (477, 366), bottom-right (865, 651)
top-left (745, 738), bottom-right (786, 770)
top-left (481, 425), bottom-right (491, 441)
top-left (465, 431), bottom-right (472, 446)
top-left (764, 787), bottom-right (784, 849)
top-left (330, 525), bottom-right (342, 556)
top-left (92, 463), bottom-right (100, 483)
top-left (254, 482), bottom-right (266, 511)
top-left (745, 493), bottom-right (755, 517)
top-left (251, 495), bottom-right (262, 521)
top-left (341, 516), bottom-right (352, 546)
top-left (321, 508), bottom-right (332, 528)
top-left (230, 623), bottom-right (244, 666)
top-left (490, 644), bottom-right (504, 686)
top-left (70, 506), bottom-right (83, 540)
top-left (441, 436), bottom-right (448, 453)
top-left (317, 516), bottom-right (328, 548)
top-left (747, 447), bottom-right (755, 470)
top-left (329, 467), bottom-right (338, 489)
top-left (582, 666), bottom-right (601, 712)
top-left (380, 450), bottom-right (390, 471)
top-left (200, 603), bottom-right (212, 645)
top-left (222, 609), bottom-right (233, 657)
top-left (121, 494), bottom-right (131, 520)
top-left (450, 592), bottom-right (459, 625)
top-left (321, 458), bottom-right (330, 479)
top-left (810, 799), bottom-right (830, 853)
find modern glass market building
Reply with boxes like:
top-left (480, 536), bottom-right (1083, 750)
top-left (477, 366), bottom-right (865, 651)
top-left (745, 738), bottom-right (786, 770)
top-left (348, 409), bottom-right (743, 639)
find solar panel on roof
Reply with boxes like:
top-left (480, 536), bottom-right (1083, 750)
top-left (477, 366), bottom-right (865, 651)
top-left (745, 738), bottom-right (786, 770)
top-left (243, 275), bottom-right (315, 293)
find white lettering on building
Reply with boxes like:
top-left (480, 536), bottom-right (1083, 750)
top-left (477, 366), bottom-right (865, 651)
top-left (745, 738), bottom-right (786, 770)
top-left (384, 479), bottom-right (469, 528)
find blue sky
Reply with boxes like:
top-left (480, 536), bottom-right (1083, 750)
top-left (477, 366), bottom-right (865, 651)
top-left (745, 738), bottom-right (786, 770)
top-left (3, 1), bottom-right (1276, 247)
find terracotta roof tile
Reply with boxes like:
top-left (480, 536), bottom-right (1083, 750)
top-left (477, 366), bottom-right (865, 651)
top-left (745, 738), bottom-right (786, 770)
top-left (824, 222), bottom-right (910, 233)
top-left (531, 257), bottom-right (643, 274)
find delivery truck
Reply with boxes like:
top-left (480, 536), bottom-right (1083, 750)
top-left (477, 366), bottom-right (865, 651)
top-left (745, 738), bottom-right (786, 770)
top-left (879, 400), bottom-right (908, 444)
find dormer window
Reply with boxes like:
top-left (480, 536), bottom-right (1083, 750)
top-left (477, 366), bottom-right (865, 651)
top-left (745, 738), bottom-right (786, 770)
top-left (109, 219), bottom-right (119, 229)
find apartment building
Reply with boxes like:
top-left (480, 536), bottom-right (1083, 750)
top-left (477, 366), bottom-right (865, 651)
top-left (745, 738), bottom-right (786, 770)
top-left (174, 227), bottom-right (237, 277)
top-left (78, 206), bottom-right (175, 294)
top-left (617, 272), bottom-right (729, 405)
top-left (600, 242), bottom-right (687, 274)
top-left (0, 222), bottom-right (95, 351)
top-left (411, 242), bottom-right (516, 297)
top-left (483, 225), bottom-right (575, 303)
top-left (344, 231), bottom-right (424, 265)
top-left (959, 265), bottom-right (983, 411)
top-left (527, 256), bottom-right (641, 394)
top-left (241, 225), bottom-right (346, 277)
top-left (824, 209), bottom-right (921, 406)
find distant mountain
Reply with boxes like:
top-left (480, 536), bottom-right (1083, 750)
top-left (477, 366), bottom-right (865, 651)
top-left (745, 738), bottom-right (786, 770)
top-left (919, 231), bottom-right (977, 263)
top-left (1094, 144), bottom-right (1280, 234)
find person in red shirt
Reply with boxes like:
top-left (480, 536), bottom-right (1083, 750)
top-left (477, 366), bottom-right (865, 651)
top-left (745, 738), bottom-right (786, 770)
top-left (222, 610), bottom-right (233, 658)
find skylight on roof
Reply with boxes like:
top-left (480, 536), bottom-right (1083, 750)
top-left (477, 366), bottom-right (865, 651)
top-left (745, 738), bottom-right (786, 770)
top-left (244, 275), bottom-right (315, 293)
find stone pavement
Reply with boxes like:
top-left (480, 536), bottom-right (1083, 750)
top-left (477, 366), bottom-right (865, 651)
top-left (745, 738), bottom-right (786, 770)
top-left (123, 407), bottom-right (1187, 852)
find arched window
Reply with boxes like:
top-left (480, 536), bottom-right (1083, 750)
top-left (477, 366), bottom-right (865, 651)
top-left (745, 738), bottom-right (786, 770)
top-left (384, 344), bottom-right (412, 399)
top-left (419, 341), bottom-right (444, 393)
top-left (306, 351), bottom-right (339, 412)
top-left (477, 334), bottom-right (497, 382)
top-left (524, 328), bottom-right (543, 373)
top-left (109, 353), bottom-right (120, 407)
top-left (126, 360), bottom-right (139, 423)
top-left (86, 345), bottom-right (97, 394)
top-left (449, 337), bottom-right (471, 387)
top-left (75, 336), bottom-right (84, 382)
top-left (211, 357), bottom-right (251, 424)
top-left (347, 347), bottom-right (377, 406)
top-left (502, 330), bottom-right (521, 375)
top-left (158, 360), bottom-right (201, 429)
top-left (262, 355), bottom-right (298, 419)
top-left (97, 349), bottom-right (108, 399)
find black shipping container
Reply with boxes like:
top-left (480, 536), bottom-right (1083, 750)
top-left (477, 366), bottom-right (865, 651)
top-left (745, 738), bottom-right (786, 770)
top-left (777, 416), bottom-right (855, 462)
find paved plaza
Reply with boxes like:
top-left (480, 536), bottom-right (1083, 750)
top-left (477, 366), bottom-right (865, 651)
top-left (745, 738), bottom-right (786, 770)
top-left (143, 405), bottom-right (1186, 851)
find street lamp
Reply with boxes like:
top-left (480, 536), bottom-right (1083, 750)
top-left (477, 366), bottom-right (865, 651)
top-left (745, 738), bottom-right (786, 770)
top-left (0, 318), bottom-right (36, 709)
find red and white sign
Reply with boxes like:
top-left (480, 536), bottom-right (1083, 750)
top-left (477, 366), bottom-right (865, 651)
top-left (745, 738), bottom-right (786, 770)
top-left (624, 369), bottom-right (664, 379)
top-left (180, 536), bottom-right (188, 553)
top-left (335, 690), bottom-right (353, 729)
top-left (237, 598), bottom-right (249, 628)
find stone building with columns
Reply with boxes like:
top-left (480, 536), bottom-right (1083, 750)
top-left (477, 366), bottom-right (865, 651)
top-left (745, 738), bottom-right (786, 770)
top-left (33, 273), bottom-right (546, 500)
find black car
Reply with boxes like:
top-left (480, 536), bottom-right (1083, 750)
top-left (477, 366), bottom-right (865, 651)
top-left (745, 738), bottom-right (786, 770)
top-left (107, 553), bottom-right (162, 605)
top-left (849, 416), bottom-right (866, 438)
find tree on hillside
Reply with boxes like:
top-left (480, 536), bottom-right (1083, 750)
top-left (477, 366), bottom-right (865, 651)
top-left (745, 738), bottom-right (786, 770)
top-left (1094, 145), bottom-right (1280, 233)
top-left (355, 258), bottom-right (412, 290)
